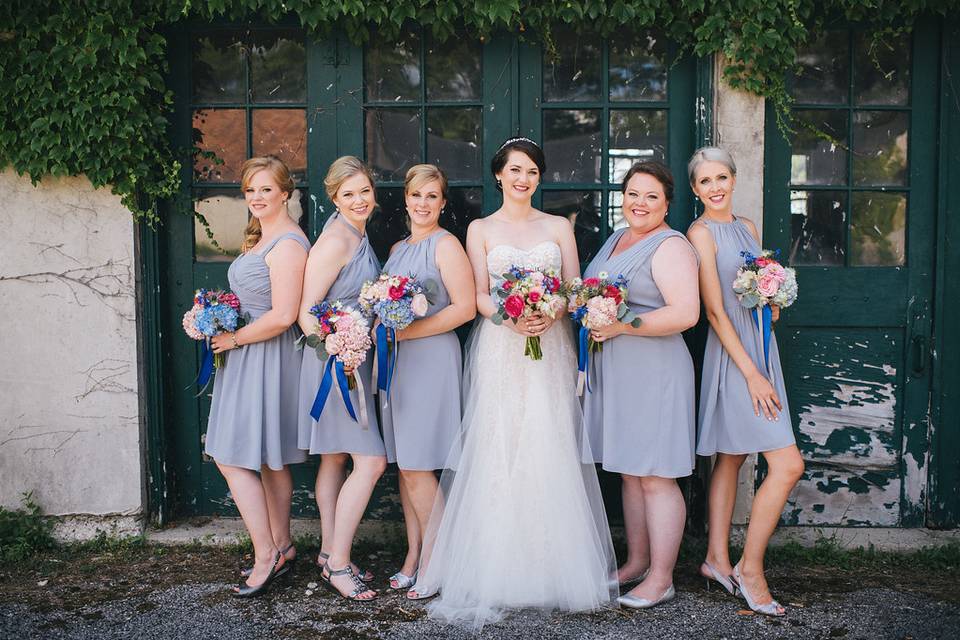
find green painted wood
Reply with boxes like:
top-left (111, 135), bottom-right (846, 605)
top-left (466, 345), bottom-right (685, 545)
top-left (482, 34), bottom-right (517, 215)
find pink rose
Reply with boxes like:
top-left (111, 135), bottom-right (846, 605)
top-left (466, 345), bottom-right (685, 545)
top-left (388, 285), bottom-right (404, 301)
top-left (527, 289), bottom-right (542, 303)
top-left (757, 274), bottom-right (780, 298)
top-left (504, 294), bottom-right (525, 319)
top-left (582, 277), bottom-right (600, 288)
top-left (411, 293), bottom-right (429, 316)
top-left (763, 263), bottom-right (786, 283)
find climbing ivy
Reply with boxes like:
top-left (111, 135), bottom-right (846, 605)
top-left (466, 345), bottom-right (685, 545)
top-left (0, 1), bottom-right (952, 224)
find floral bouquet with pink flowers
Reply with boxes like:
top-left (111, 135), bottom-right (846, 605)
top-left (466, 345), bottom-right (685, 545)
top-left (301, 301), bottom-right (371, 427)
top-left (182, 288), bottom-right (244, 388)
top-left (565, 272), bottom-right (642, 394)
top-left (733, 249), bottom-right (798, 369)
top-left (358, 274), bottom-right (436, 396)
top-left (490, 266), bottom-right (566, 361)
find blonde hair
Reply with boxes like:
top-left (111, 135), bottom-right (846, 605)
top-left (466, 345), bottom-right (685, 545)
top-left (239, 155), bottom-right (296, 253)
top-left (687, 146), bottom-right (737, 184)
top-left (323, 155), bottom-right (376, 203)
top-left (404, 163), bottom-right (448, 199)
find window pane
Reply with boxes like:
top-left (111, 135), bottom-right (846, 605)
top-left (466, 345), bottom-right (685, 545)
top-left (193, 109), bottom-right (246, 183)
top-left (609, 31), bottom-right (668, 102)
top-left (366, 108), bottom-right (421, 181)
top-left (426, 37), bottom-right (481, 101)
top-left (850, 192), bottom-right (906, 266)
top-left (543, 109), bottom-right (601, 183)
top-left (793, 31), bottom-right (849, 105)
top-left (543, 191), bottom-right (602, 263)
top-left (543, 27), bottom-right (601, 102)
top-left (854, 31), bottom-right (910, 106)
top-left (852, 110), bottom-right (909, 186)
top-left (368, 188), bottom-right (410, 262)
top-left (252, 109), bottom-right (307, 182)
top-left (608, 109), bottom-right (667, 182)
top-left (789, 190), bottom-right (846, 266)
top-left (427, 108), bottom-right (481, 181)
top-left (192, 34), bottom-right (245, 103)
top-left (608, 190), bottom-right (628, 231)
top-left (365, 30), bottom-right (421, 102)
top-left (791, 109), bottom-right (848, 186)
top-left (443, 187), bottom-right (483, 246)
top-left (250, 31), bottom-right (306, 103)
top-left (194, 189), bottom-right (246, 261)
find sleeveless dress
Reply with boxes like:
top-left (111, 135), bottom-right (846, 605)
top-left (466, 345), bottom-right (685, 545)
top-left (379, 230), bottom-right (462, 470)
top-left (416, 241), bottom-right (617, 630)
top-left (204, 232), bottom-right (311, 471)
top-left (581, 229), bottom-right (697, 478)
top-left (297, 214), bottom-right (384, 456)
top-left (693, 216), bottom-right (796, 455)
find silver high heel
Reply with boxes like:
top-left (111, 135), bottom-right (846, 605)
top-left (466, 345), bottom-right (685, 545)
top-left (733, 564), bottom-right (785, 617)
top-left (700, 561), bottom-right (739, 596)
top-left (388, 570), bottom-right (417, 590)
top-left (617, 584), bottom-right (675, 609)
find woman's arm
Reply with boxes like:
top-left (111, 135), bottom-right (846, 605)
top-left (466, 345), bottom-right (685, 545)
top-left (211, 239), bottom-right (307, 351)
top-left (397, 235), bottom-right (477, 340)
top-left (687, 222), bottom-right (781, 419)
top-left (296, 232), bottom-right (351, 335)
top-left (466, 218), bottom-right (499, 320)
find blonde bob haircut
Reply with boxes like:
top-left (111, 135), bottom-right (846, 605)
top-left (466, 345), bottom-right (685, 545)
top-left (240, 155), bottom-right (296, 253)
top-left (323, 155), bottom-right (376, 203)
top-left (404, 163), bottom-right (449, 199)
top-left (687, 146), bottom-right (737, 185)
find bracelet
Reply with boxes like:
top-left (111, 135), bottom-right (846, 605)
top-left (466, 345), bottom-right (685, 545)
top-left (231, 333), bottom-right (240, 349)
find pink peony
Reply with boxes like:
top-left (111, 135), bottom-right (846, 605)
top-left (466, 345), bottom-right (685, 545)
top-left (504, 294), bottom-right (525, 319)
top-left (762, 263), bottom-right (786, 283)
top-left (411, 293), bottom-right (429, 316)
top-left (757, 274), bottom-right (781, 298)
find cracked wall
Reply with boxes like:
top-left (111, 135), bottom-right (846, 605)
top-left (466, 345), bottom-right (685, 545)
top-left (0, 169), bottom-right (142, 517)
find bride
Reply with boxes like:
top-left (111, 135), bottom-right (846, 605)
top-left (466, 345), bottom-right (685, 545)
top-left (410, 138), bottom-right (618, 628)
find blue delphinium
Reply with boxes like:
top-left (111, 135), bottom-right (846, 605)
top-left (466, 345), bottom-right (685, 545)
top-left (374, 299), bottom-right (415, 330)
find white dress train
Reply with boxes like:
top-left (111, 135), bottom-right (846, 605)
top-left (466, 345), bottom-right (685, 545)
top-left (415, 242), bottom-right (618, 629)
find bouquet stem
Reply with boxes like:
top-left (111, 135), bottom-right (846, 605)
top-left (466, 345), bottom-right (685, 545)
top-left (347, 372), bottom-right (357, 391)
top-left (524, 336), bottom-right (543, 361)
top-left (214, 352), bottom-right (225, 369)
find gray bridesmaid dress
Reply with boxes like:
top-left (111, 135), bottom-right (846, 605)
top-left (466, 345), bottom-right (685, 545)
top-left (580, 228), bottom-right (696, 478)
top-left (693, 216), bottom-right (796, 456)
top-left (297, 213), bottom-right (384, 456)
top-left (379, 230), bottom-right (462, 470)
top-left (204, 232), bottom-right (311, 471)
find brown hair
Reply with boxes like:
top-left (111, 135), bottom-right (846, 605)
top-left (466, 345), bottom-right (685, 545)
top-left (490, 137), bottom-right (545, 191)
top-left (621, 160), bottom-right (674, 203)
top-left (239, 155), bottom-right (295, 253)
top-left (323, 155), bottom-right (376, 203)
top-left (405, 164), bottom-right (448, 199)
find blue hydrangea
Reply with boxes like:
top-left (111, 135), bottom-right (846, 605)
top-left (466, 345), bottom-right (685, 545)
top-left (374, 299), bottom-right (415, 330)
top-left (195, 303), bottom-right (239, 336)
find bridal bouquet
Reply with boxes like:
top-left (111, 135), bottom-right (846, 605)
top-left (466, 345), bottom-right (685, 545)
top-left (358, 274), bottom-right (436, 396)
top-left (565, 272), bottom-right (641, 394)
top-left (182, 288), bottom-right (243, 388)
top-left (490, 266), bottom-right (565, 360)
top-left (732, 249), bottom-right (798, 369)
top-left (301, 301), bottom-right (371, 427)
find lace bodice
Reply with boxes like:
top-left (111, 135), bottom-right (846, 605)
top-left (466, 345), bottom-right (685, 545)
top-left (486, 241), bottom-right (562, 286)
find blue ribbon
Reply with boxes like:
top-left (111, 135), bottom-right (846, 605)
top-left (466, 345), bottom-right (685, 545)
top-left (753, 305), bottom-right (772, 372)
top-left (577, 326), bottom-right (592, 394)
top-left (310, 357), bottom-right (358, 422)
top-left (197, 339), bottom-right (215, 388)
top-left (375, 324), bottom-right (397, 397)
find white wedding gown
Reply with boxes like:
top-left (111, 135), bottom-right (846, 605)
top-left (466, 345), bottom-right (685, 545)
top-left (415, 241), bottom-right (618, 629)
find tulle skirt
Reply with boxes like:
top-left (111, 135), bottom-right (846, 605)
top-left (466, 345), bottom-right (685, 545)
top-left (415, 318), bottom-right (618, 629)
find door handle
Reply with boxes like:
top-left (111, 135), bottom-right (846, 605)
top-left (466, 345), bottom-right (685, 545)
top-left (912, 334), bottom-right (928, 375)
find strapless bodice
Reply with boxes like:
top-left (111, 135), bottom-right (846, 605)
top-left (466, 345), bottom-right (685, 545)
top-left (486, 241), bottom-right (562, 286)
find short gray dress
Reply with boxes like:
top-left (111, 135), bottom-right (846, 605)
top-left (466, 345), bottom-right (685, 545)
top-left (379, 230), bottom-right (462, 470)
top-left (580, 229), bottom-right (696, 478)
top-left (204, 232), bottom-right (311, 471)
top-left (693, 216), bottom-right (796, 456)
top-left (297, 214), bottom-right (384, 456)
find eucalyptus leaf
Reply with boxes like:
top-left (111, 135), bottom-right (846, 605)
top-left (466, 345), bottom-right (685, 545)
top-left (491, 314), bottom-right (503, 326)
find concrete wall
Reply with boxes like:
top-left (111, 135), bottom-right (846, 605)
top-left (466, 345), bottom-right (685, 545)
top-left (0, 169), bottom-right (143, 536)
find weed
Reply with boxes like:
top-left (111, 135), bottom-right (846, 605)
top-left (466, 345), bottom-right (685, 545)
top-left (0, 492), bottom-right (55, 563)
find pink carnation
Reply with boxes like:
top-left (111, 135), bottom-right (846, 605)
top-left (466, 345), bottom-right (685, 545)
top-left (584, 296), bottom-right (618, 329)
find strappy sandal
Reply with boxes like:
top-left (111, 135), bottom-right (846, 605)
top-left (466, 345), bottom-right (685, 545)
top-left (388, 570), bottom-right (417, 590)
top-left (241, 543), bottom-right (296, 579)
top-left (733, 563), bottom-right (785, 617)
top-left (406, 583), bottom-right (438, 601)
top-left (320, 562), bottom-right (378, 602)
top-left (233, 552), bottom-right (284, 598)
top-left (700, 560), bottom-right (739, 596)
top-left (317, 551), bottom-right (373, 582)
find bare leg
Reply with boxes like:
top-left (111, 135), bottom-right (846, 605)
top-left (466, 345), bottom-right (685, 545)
top-left (703, 453), bottom-right (747, 578)
top-left (392, 472), bottom-right (421, 583)
top-left (618, 474), bottom-right (651, 582)
top-left (260, 465), bottom-right (295, 560)
top-left (626, 476), bottom-right (685, 600)
top-left (397, 469), bottom-right (438, 579)
top-left (315, 453), bottom-right (348, 560)
top-left (216, 462), bottom-right (278, 587)
top-left (737, 445), bottom-right (804, 607)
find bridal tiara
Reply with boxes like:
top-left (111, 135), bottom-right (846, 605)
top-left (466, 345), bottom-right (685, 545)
top-left (497, 136), bottom-right (541, 152)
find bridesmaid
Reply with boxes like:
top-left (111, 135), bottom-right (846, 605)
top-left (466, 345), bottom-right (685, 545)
top-left (379, 164), bottom-right (476, 595)
top-left (686, 146), bottom-right (805, 616)
top-left (581, 161), bottom-right (700, 609)
top-left (205, 155), bottom-right (310, 597)
top-left (297, 156), bottom-right (385, 602)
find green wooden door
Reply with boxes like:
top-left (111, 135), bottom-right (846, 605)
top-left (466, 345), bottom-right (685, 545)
top-left (763, 21), bottom-right (939, 527)
top-left (157, 24), bottom-right (705, 519)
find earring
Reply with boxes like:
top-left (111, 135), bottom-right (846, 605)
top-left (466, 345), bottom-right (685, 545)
top-left (496, 179), bottom-right (502, 189)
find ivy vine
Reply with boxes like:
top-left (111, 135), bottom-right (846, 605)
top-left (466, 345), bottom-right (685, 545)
top-left (0, 1), bottom-right (952, 225)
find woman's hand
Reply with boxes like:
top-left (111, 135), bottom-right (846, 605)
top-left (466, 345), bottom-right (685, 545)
top-left (210, 332), bottom-right (239, 354)
top-left (746, 371), bottom-right (782, 420)
top-left (507, 312), bottom-right (551, 337)
top-left (770, 304), bottom-right (781, 323)
top-left (590, 322), bottom-right (626, 344)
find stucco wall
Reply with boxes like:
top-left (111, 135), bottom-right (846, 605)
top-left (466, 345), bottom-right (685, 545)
top-left (0, 169), bottom-right (142, 528)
